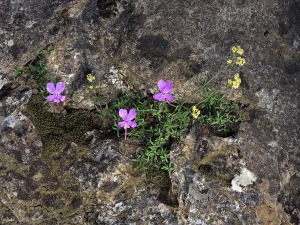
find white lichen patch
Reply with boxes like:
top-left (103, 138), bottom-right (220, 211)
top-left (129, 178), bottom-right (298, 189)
top-left (25, 20), bottom-right (37, 28)
top-left (108, 66), bottom-right (126, 91)
top-left (231, 168), bottom-right (257, 192)
top-left (0, 75), bottom-right (8, 90)
top-left (4, 39), bottom-right (14, 47)
top-left (256, 88), bottom-right (280, 113)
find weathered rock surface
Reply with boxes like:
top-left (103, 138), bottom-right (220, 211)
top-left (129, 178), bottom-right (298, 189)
top-left (0, 0), bottom-right (299, 224)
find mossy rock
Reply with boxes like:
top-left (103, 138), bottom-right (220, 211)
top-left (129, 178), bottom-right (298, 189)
top-left (22, 95), bottom-right (113, 154)
top-left (193, 148), bottom-right (234, 183)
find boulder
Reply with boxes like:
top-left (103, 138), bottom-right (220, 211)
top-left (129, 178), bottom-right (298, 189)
top-left (0, 0), bottom-right (299, 224)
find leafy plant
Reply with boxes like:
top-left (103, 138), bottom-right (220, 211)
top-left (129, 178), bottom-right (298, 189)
top-left (14, 49), bottom-right (53, 91)
top-left (194, 45), bottom-right (246, 135)
top-left (109, 46), bottom-right (246, 173)
top-left (110, 85), bottom-right (242, 174)
top-left (99, 104), bottom-right (113, 119)
top-left (111, 91), bottom-right (190, 174)
top-left (198, 76), bottom-right (211, 91)
top-left (197, 92), bottom-right (243, 135)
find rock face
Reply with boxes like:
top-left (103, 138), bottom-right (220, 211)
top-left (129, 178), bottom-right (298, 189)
top-left (0, 0), bottom-right (299, 224)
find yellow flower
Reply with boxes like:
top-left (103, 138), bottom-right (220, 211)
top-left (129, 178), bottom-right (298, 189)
top-left (233, 73), bottom-right (240, 80)
top-left (236, 46), bottom-right (244, 55)
top-left (231, 46), bottom-right (237, 54)
top-left (87, 74), bottom-right (95, 82)
top-left (236, 57), bottom-right (246, 66)
top-left (88, 85), bottom-right (94, 89)
top-left (227, 59), bottom-right (233, 65)
top-left (228, 73), bottom-right (241, 89)
top-left (231, 45), bottom-right (244, 55)
top-left (191, 105), bottom-right (201, 119)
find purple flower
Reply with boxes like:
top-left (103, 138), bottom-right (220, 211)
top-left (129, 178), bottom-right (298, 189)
top-left (153, 79), bottom-right (174, 102)
top-left (118, 108), bottom-right (137, 140)
top-left (46, 82), bottom-right (66, 103)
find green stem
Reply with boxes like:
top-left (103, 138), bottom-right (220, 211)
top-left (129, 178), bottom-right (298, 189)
top-left (205, 65), bottom-right (229, 85)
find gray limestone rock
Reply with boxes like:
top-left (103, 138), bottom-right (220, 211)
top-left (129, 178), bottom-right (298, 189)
top-left (0, 0), bottom-right (299, 224)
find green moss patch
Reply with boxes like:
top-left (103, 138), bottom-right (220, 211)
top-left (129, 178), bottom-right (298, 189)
top-left (23, 95), bottom-right (113, 155)
top-left (193, 149), bottom-right (233, 183)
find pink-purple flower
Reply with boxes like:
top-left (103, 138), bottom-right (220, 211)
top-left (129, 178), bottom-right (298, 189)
top-left (153, 79), bottom-right (174, 102)
top-left (118, 108), bottom-right (137, 140)
top-left (46, 82), bottom-right (66, 103)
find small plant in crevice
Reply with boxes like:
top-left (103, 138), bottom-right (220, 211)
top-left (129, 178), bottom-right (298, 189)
top-left (198, 45), bottom-right (245, 91)
top-left (99, 104), bottom-right (113, 120)
top-left (85, 73), bottom-right (105, 107)
top-left (111, 80), bottom-right (190, 174)
top-left (14, 49), bottom-right (54, 94)
top-left (193, 92), bottom-right (243, 136)
top-left (192, 45), bottom-right (246, 136)
top-left (14, 49), bottom-right (69, 113)
top-left (110, 46), bottom-right (246, 173)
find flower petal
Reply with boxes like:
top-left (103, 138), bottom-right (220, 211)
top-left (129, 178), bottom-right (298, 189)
top-left (118, 121), bottom-right (125, 128)
top-left (55, 82), bottom-right (65, 94)
top-left (127, 108), bottom-right (136, 121)
top-left (157, 79), bottom-right (167, 92)
top-left (119, 109), bottom-right (128, 120)
top-left (46, 95), bottom-right (55, 102)
top-left (46, 83), bottom-right (55, 94)
top-left (59, 95), bottom-right (66, 102)
top-left (165, 93), bottom-right (174, 102)
top-left (53, 99), bottom-right (61, 103)
top-left (128, 121), bottom-right (137, 128)
top-left (162, 81), bottom-right (173, 93)
top-left (153, 93), bottom-right (163, 101)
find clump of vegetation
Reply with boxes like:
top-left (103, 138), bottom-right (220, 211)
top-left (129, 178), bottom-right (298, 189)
top-left (191, 92), bottom-right (243, 136)
top-left (109, 46), bottom-right (246, 173)
top-left (111, 90), bottom-right (190, 174)
top-left (191, 45), bottom-right (246, 136)
top-left (14, 49), bottom-right (53, 94)
top-left (19, 45), bottom-right (246, 175)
